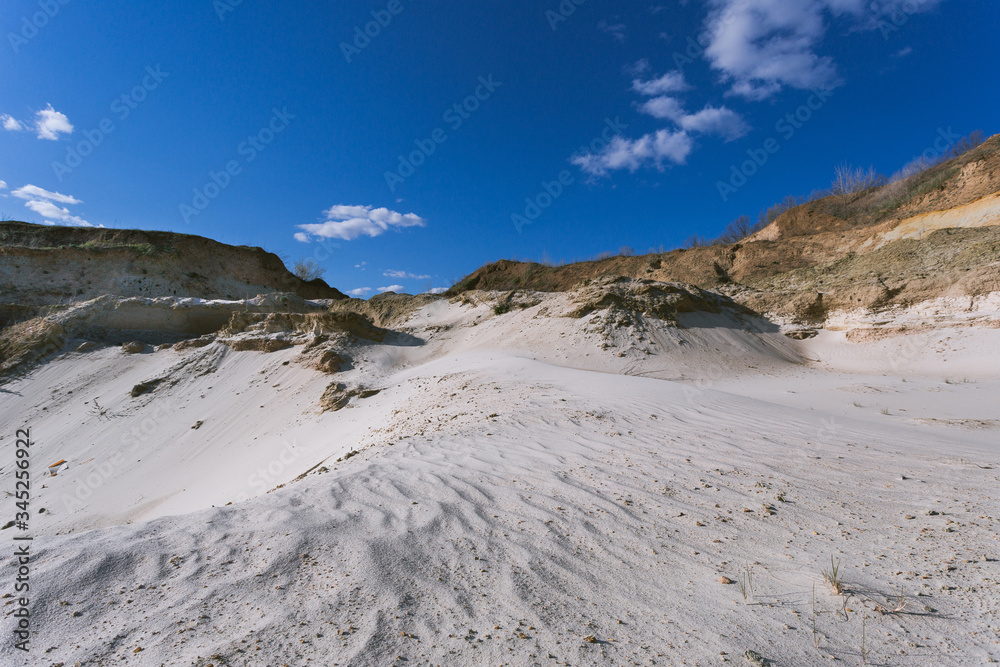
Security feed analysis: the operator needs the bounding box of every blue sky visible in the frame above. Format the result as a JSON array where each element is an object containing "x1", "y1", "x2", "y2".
[{"x1": 1, "y1": 0, "x2": 997, "y2": 297}]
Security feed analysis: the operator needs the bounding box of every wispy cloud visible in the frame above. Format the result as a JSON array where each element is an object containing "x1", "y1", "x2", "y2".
[
  {"x1": 632, "y1": 71, "x2": 688, "y2": 96},
  {"x1": 347, "y1": 287, "x2": 372, "y2": 297},
  {"x1": 377, "y1": 285, "x2": 405, "y2": 293},
  {"x1": 296, "y1": 205, "x2": 426, "y2": 242},
  {"x1": 625, "y1": 59, "x2": 651, "y2": 76},
  {"x1": 12, "y1": 185, "x2": 81, "y2": 205},
  {"x1": 428, "y1": 287, "x2": 448, "y2": 295},
  {"x1": 598, "y1": 20, "x2": 627, "y2": 42},
  {"x1": 383, "y1": 269, "x2": 431, "y2": 280}
]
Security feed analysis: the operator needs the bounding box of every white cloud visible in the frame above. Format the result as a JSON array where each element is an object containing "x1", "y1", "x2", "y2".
[
  {"x1": 0, "y1": 180, "x2": 7, "y2": 190},
  {"x1": 703, "y1": 0, "x2": 943, "y2": 100},
  {"x1": 297, "y1": 204, "x2": 426, "y2": 242},
  {"x1": 638, "y1": 96, "x2": 686, "y2": 122},
  {"x1": 347, "y1": 287, "x2": 372, "y2": 297},
  {"x1": 1, "y1": 115, "x2": 25, "y2": 132},
  {"x1": 293, "y1": 232, "x2": 310, "y2": 243},
  {"x1": 428, "y1": 287, "x2": 448, "y2": 295},
  {"x1": 598, "y1": 20, "x2": 627, "y2": 42},
  {"x1": 632, "y1": 71, "x2": 688, "y2": 96},
  {"x1": 578, "y1": 65, "x2": 748, "y2": 176},
  {"x1": 34, "y1": 104, "x2": 73, "y2": 140},
  {"x1": 12, "y1": 185, "x2": 82, "y2": 204},
  {"x1": 625, "y1": 59, "x2": 651, "y2": 76},
  {"x1": 677, "y1": 106, "x2": 749, "y2": 141},
  {"x1": 22, "y1": 199, "x2": 91, "y2": 226},
  {"x1": 639, "y1": 97, "x2": 747, "y2": 140},
  {"x1": 573, "y1": 129, "x2": 693, "y2": 176},
  {"x1": 11, "y1": 183, "x2": 92, "y2": 226},
  {"x1": 377, "y1": 285, "x2": 405, "y2": 293},
  {"x1": 384, "y1": 269, "x2": 431, "y2": 280}
]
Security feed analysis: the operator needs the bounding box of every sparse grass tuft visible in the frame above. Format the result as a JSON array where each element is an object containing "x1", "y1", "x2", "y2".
[
  {"x1": 88, "y1": 399, "x2": 109, "y2": 420},
  {"x1": 876, "y1": 583, "x2": 908, "y2": 615},
  {"x1": 822, "y1": 556, "x2": 843, "y2": 594},
  {"x1": 893, "y1": 584, "x2": 907, "y2": 612},
  {"x1": 736, "y1": 562, "x2": 754, "y2": 603}
]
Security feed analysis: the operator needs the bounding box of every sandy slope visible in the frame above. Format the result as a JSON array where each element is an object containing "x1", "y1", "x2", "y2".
[{"x1": 1, "y1": 296, "x2": 999, "y2": 666}]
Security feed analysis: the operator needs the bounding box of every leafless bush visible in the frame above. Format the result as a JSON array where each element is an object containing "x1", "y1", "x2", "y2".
[
  {"x1": 831, "y1": 163, "x2": 887, "y2": 195},
  {"x1": 888, "y1": 130, "x2": 985, "y2": 188},
  {"x1": 757, "y1": 195, "x2": 805, "y2": 229},
  {"x1": 714, "y1": 215, "x2": 754, "y2": 244},
  {"x1": 682, "y1": 234, "x2": 710, "y2": 249},
  {"x1": 947, "y1": 129, "x2": 984, "y2": 159},
  {"x1": 868, "y1": 130, "x2": 986, "y2": 215},
  {"x1": 293, "y1": 259, "x2": 326, "y2": 282}
]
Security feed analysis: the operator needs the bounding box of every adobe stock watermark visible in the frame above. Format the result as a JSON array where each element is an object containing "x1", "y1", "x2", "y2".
[
  {"x1": 214, "y1": 0, "x2": 245, "y2": 21},
  {"x1": 716, "y1": 87, "x2": 835, "y2": 202},
  {"x1": 340, "y1": 0, "x2": 406, "y2": 63},
  {"x1": 512, "y1": 116, "x2": 628, "y2": 233},
  {"x1": 7, "y1": 0, "x2": 71, "y2": 54},
  {"x1": 247, "y1": 440, "x2": 301, "y2": 493},
  {"x1": 60, "y1": 401, "x2": 176, "y2": 513},
  {"x1": 546, "y1": 0, "x2": 586, "y2": 31},
  {"x1": 179, "y1": 107, "x2": 295, "y2": 223},
  {"x1": 873, "y1": 0, "x2": 928, "y2": 41},
  {"x1": 385, "y1": 75, "x2": 502, "y2": 193},
  {"x1": 51, "y1": 65, "x2": 169, "y2": 182},
  {"x1": 915, "y1": 126, "x2": 963, "y2": 165}
]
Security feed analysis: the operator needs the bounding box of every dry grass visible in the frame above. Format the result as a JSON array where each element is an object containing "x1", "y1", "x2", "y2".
[{"x1": 0, "y1": 317, "x2": 65, "y2": 377}]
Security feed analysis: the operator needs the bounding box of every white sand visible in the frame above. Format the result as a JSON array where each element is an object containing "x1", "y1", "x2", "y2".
[{"x1": 1, "y1": 294, "x2": 999, "y2": 665}]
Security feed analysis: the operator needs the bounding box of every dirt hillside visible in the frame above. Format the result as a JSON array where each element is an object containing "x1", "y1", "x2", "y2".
[{"x1": 450, "y1": 134, "x2": 1000, "y2": 322}]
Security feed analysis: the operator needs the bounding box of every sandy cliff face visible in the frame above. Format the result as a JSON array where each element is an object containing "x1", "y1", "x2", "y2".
[{"x1": 0, "y1": 222, "x2": 345, "y2": 305}]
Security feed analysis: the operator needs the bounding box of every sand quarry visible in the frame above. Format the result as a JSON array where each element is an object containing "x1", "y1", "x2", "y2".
[{"x1": 0, "y1": 283, "x2": 998, "y2": 667}]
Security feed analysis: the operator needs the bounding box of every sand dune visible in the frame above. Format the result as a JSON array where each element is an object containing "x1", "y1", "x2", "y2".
[{"x1": 1, "y1": 293, "x2": 999, "y2": 665}]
